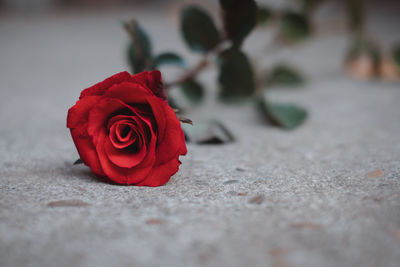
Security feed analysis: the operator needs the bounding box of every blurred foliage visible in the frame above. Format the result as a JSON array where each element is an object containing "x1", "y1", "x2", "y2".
[
  {"x1": 152, "y1": 52, "x2": 185, "y2": 69},
  {"x1": 218, "y1": 47, "x2": 255, "y2": 100},
  {"x1": 182, "y1": 120, "x2": 235, "y2": 144},
  {"x1": 266, "y1": 64, "x2": 305, "y2": 87},
  {"x1": 257, "y1": 6, "x2": 273, "y2": 26},
  {"x1": 219, "y1": 0, "x2": 257, "y2": 47},
  {"x1": 257, "y1": 96, "x2": 308, "y2": 130},
  {"x1": 124, "y1": 20, "x2": 184, "y2": 74},
  {"x1": 167, "y1": 96, "x2": 181, "y2": 111},
  {"x1": 124, "y1": 20, "x2": 152, "y2": 73},
  {"x1": 180, "y1": 6, "x2": 220, "y2": 53},
  {"x1": 279, "y1": 11, "x2": 311, "y2": 43},
  {"x1": 392, "y1": 45, "x2": 400, "y2": 71},
  {"x1": 180, "y1": 79, "x2": 204, "y2": 105},
  {"x1": 124, "y1": 0, "x2": 319, "y2": 141},
  {"x1": 344, "y1": 1, "x2": 400, "y2": 81}
]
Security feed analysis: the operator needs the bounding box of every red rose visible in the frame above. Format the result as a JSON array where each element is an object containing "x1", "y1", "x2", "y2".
[{"x1": 67, "y1": 71, "x2": 187, "y2": 186}]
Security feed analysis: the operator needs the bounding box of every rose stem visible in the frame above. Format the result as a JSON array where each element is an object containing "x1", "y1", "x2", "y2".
[{"x1": 164, "y1": 42, "x2": 227, "y2": 90}]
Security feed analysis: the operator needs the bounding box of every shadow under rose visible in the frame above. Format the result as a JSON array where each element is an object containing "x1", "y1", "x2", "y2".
[
  {"x1": 59, "y1": 160, "x2": 105, "y2": 184},
  {"x1": 61, "y1": 160, "x2": 132, "y2": 186}
]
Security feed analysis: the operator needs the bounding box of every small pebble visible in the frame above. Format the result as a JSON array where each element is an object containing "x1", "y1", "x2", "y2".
[
  {"x1": 366, "y1": 170, "x2": 383, "y2": 178},
  {"x1": 223, "y1": 180, "x2": 239, "y2": 185},
  {"x1": 146, "y1": 218, "x2": 164, "y2": 225},
  {"x1": 249, "y1": 195, "x2": 264, "y2": 204},
  {"x1": 47, "y1": 200, "x2": 89, "y2": 207},
  {"x1": 292, "y1": 222, "x2": 322, "y2": 230}
]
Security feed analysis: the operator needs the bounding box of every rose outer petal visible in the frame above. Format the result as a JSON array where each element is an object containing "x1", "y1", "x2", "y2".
[
  {"x1": 67, "y1": 95, "x2": 105, "y2": 175},
  {"x1": 70, "y1": 128, "x2": 104, "y2": 176},
  {"x1": 131, "y1": 70, "x2": 167, "y2": 101},
  {"x1": 79, "y1": 71, "x2": 133, "y2": 100},
  {"x1": 103, "y1": 81, "x2": 153, "y2": 104},
  {"x1": 137, "y1": 157, "x2": 182, "y2": 187},
  {"x1": 148, "y1": 96, "x2": 187, "y2": 164},
  {"x1": 67, "y1": 96, "x2": 101, "y2": 129}
]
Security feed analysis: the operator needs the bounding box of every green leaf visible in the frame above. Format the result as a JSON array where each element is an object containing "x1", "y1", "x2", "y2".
[
  {"x1": 267, "y1": 103, "x2": 307, "y2": 129},
  {"x1": 180, "y1": 79, "x2": 204, "y2": 104},
  {"x1": 180, "y1": 5, "x2": 220, "y2": 53},
  {"x1": 73, "y1": 159, "x2": 83, "y2": 165},
  {"x1": 257, "y1": 96, "x2": 307, "y2": 130},
  {"x1": 267, "y1": 64, "x2": 305, "y2": 86},
  {"x1": 257, "y1": 6, "x2": 273, "y2": 26},
  {"x1": 220, "y1": 0, "x2": 257, "y2": 46},
  {"x1": 124, "y1": 20, "x2": 153, "y2": 73},
  {"x1": 152, "y1": 52, "x2": 185, "y2": 69},
  {"x1": 127, "y1": 44, "x2": 144, "y2": 74},
  {"x1": 392, "y1": 45, "x2": 400, "y2": 71},
  {"x1": 346, "y1": 0, "x2": 364, "y2": 33},
  {"x1": 182, "y1": 120, "x2": 235, "y2": 144},
  {"x1": 279, "y1": 11, "x2": 311, "y2": 43},
  {"x1": 217, "y1": 47, "x2": 255, "y2": 100}
]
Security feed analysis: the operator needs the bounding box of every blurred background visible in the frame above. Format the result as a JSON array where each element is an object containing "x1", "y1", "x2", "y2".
[
  {"x1": 1, "y1": 0, "x2": 399, "y2": 96},
  {"x1": 1, "y1": 0, "x2": 399, "y2": 133}
]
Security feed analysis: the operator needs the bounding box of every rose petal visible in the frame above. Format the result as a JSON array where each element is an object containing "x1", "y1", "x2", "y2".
[
  {"x1": 67, "y1": 96, "x2": 101, "y2": 129},
  {"x1": 70, "y1": 128, "x2": 104, "y2": 176},
  {"x1": 131, "y1": 70, "x2": 167, "y2": 101},
  {"x1": 79, "y1": 71, "x2": 133, "y2": 99},
  {"x1": 109, "y1": 121, "x2": 136, "y2": 149},
  {"x1": 104, "y1": 134, "x2": 147, "y2": 168},
  {"x1": 87, "y1": 98, "x2": 140, "y2": 146},
  {"x1": 103, "y1": 82, "x2": 153, "y2": 104},
  {"x1": 88, "y1": 98, "x2": 156, "y2": 170},
  {"x1": 107, "y1": 114, "x2": 153, "y2": 140},
  {"x1": 96, "y1": 128, "x2": 157, "y2": 184},
  {"x1": 105, "y1": 116, "x2": 154, "y2": 169},
  {"x1": 67, "y1": 95, "x2": 105, "y2": 175},
  {"x1": 114, "y1": 122, "x2": 134, "y2": 143},
  {"x1": 68, "y1": 71, "x2": 186, "y2": 186},
  {"x1": 136, "y1": 158, "x2": 182, "y2": 187},
  {"x1": 148, "y1": 97, "x2": 187, "y2": 164}
]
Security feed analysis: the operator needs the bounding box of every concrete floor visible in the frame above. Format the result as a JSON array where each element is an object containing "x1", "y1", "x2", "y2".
[{"x1": 0, "y1": 3, "x2": 400, "y2": 267}]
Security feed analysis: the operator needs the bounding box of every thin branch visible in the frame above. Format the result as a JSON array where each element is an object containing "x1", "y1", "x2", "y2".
[
  {"x1": 164, "y1": 42, "x2": 228, "y2": 89},
  {"x1": 164, "y1": 59, "x2": 209, "y2": 89}
]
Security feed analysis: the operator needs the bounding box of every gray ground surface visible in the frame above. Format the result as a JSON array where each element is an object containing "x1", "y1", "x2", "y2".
[{"x1": 1, "y1": 3, "x2": 400, "y2": 267}]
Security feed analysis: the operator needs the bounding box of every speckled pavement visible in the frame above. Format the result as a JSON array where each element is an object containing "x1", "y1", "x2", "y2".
[{"x1": 1, "y1": 3, "x2": 400, "y2": 267}]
